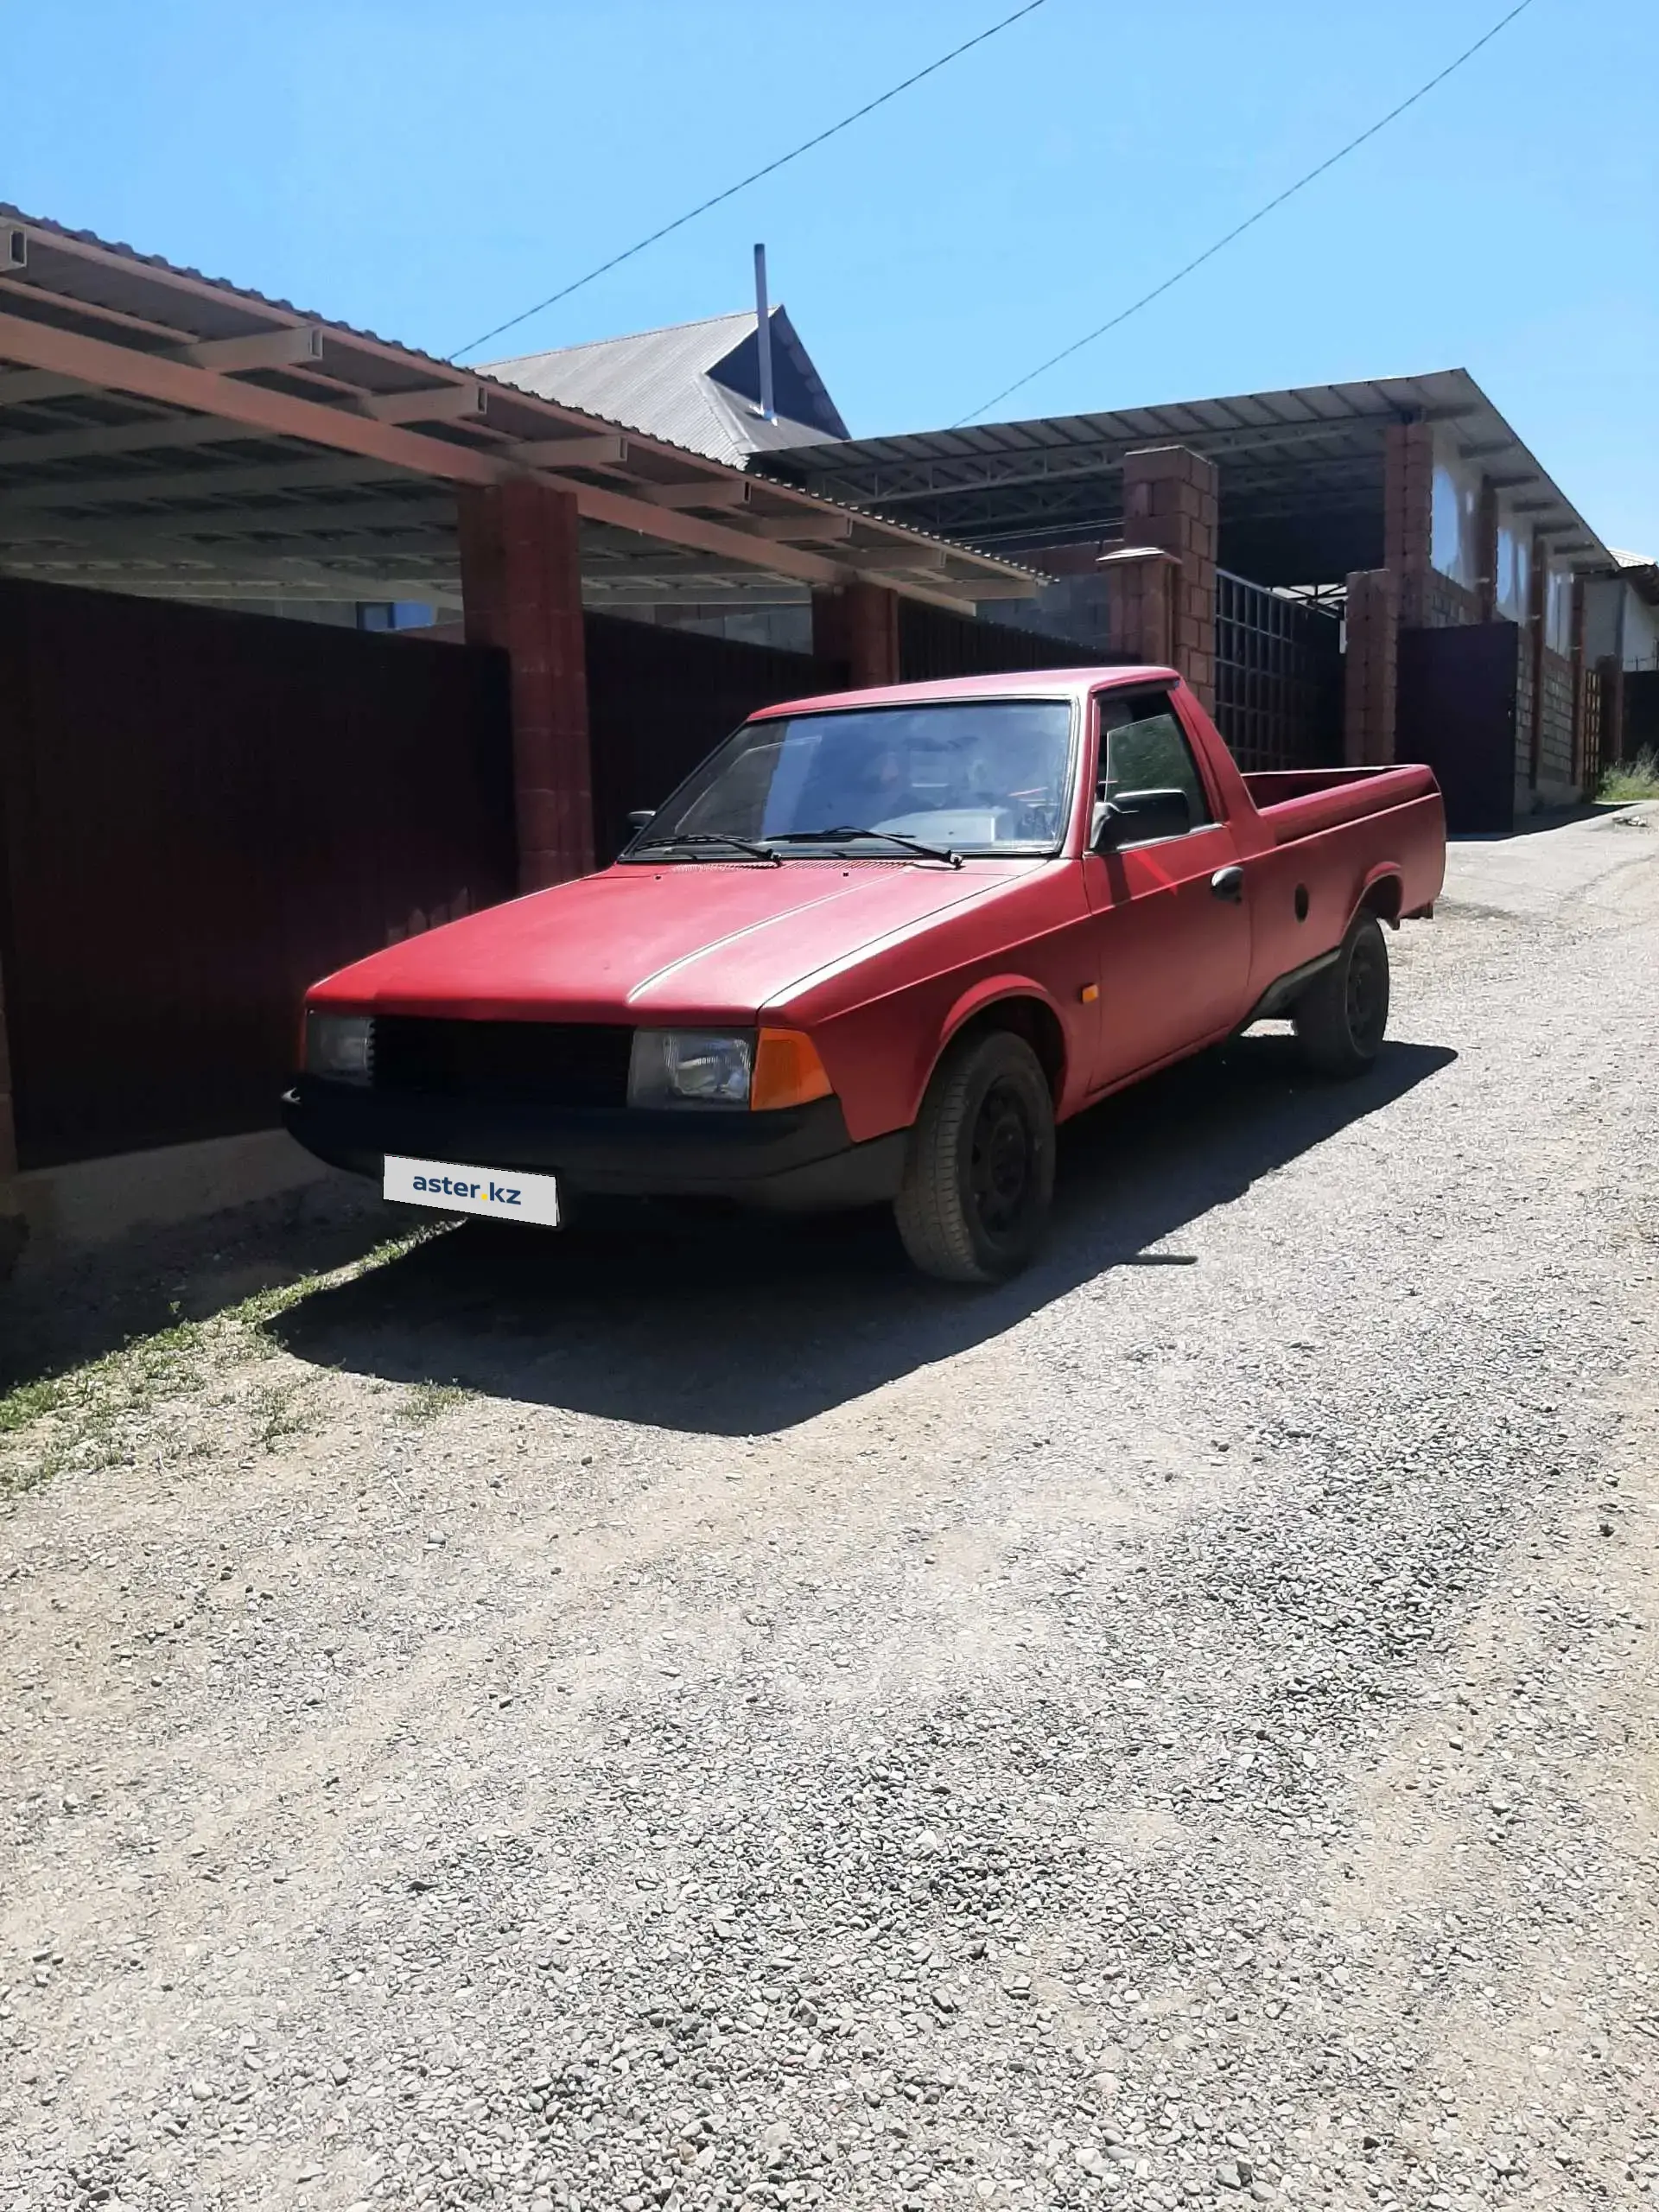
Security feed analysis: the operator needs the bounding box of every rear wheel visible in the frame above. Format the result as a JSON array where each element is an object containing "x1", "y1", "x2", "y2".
[
  {"x1": 1294, "y1": 912, "x2": 1390, "y2": 1077},
  {"x1": 894, "y1": 1030, "x2": 1055, "y2": 1283}
]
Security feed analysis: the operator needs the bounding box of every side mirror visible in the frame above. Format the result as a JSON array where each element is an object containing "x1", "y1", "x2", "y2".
[
  {"x1": 625, "y1": 809, "x2": 656, "y2": 840},
  {"x1": 1092, "y1": 786, "x2": 1192, "y2": 851}
]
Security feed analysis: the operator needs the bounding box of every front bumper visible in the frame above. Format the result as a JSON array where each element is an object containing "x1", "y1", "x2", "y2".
[{"x1": 281, "y1": 1078, "x2": 908, "y2": 1213}]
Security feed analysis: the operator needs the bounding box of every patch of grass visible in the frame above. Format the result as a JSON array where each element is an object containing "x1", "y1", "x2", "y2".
[
  {"x1": 402, "y1": 1380, "x2": 474, "y2": 1423},
  {"x1": 249, "y1": 1378, "x2": 309, "y2": 1453},
  {"x1": 0, "y1": 1226, "x2": 433, "y2": 1503},
  {"x1": 0, "y1": 1318, "x2": 208, "y2": 1502},
  {"x1": 0, "y1": 1374, "x2": 69, "y2": 1434},
  {"x1": 1599, "y1": 747, "x2": 1659, "y2": 804}
]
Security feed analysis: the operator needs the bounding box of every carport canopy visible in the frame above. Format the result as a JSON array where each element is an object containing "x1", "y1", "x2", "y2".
[
  {"x1": 764, "y1": 369, "x2": 1612, "y2": 588},
  {"x1": 0, "y1": 207, "x2": 1033, "y2": 615}
]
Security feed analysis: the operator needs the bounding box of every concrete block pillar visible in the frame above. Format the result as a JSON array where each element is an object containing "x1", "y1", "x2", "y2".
[
  {"x1": 1098, "y1": 544, "x2": 1181, "y2": 671},
  {"x1": 457, "y1": 479, "x2": 594, "y2": 889},
  {"x1": 0, "y1": 945, "x2": 24, "y2": 1280},
  {"x1": 1344, "y1": 568, "x2": 1400, "y2": 766},
  {"x1": 1118, "y1": 445, "x2": 1218, "y2": 709},
  {"x1": 811, "y1": 582, "x2": 900, "y2": 689},
  {"x1": 1383, "y1": 420, "x2": 1434, "y2": 629}
]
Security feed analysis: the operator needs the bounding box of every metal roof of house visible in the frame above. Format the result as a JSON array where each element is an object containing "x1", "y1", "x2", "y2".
[
  {"x1": 486, "y1": 307, "x2": 848, "y2": 470},
  {"x1": 1610, "y1": 548, "x2": 1659, "y2": 607},
  {"x1": 0, "y1": 207, "x2": 1028, "y2": 614},
  {"x1": 763, "y1": 369, "x2": 1615, "y2": 587}
]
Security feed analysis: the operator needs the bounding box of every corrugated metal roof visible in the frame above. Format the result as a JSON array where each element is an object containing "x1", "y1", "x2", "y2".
[
  {"x1": 766, "y1": 369, "x2": 1615, "y2": 579},
  {"x1": 0, "y1": 206, "x2": 1039, "y2": 612},
  {"x1": 486, "y1": 308, "x2": 842, "y2": 469}
]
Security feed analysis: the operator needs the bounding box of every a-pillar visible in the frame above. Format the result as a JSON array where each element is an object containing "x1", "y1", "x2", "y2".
[
  {"x1": 1383, "y1": 420, "x2": 1434, "y2": 630},
  {"x1": 0, "y1": 945, "x2": 24, "y2": 1280},
  {"x1": 457, "y1": 479, "x2": 594, "y2": 890},
  {"x1": 1344, "y1": 569, "x2": 1399, "y2": 766},
  {"x1": 810, "y1": 582, "x2": 900, "y2": 689},
  {"x1": 1118, "y1": 445, "x2": 1218, "y2": 710}
]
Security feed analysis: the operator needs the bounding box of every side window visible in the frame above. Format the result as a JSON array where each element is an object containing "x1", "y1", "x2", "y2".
[{"x1": 1097, "y1": 690, "x2": 1215, "y2": 830}]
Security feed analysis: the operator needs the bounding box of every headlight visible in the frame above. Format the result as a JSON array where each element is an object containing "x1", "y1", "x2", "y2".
[
  {"x1": 305, "y1": 1010, "x2": 374, "y2": 1085},
  {"x1": 628, "y1": 1029, "x2": 753, "y2": 1108}
]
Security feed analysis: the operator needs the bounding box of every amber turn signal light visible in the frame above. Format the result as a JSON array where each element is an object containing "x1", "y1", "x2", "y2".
[{"x1": 751, "y1": 1027, "x2": 833, "y2": 1111}]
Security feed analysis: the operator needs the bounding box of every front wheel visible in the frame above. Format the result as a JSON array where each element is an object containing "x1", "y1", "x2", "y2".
[
  {"x1": 1294, "y1": 912, "x2": 1390, "y2": 1077},
  {"x1": 894, "y1": 1030, "x2": 1056, "y2": 1283}
]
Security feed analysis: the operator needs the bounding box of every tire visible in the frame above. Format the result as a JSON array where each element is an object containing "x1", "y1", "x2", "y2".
[
  {"x1": 1294, "y1": 912, "x2": 1391, "y2": 1077},
  {"x1": 894, "y1": 1029, "x2": 1056, "y2": 1284}
]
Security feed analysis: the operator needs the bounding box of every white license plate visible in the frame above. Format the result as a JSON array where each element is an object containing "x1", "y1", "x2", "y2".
[{"x1": 384, "y1": 1154, "x2": 561, "y2": 1227}]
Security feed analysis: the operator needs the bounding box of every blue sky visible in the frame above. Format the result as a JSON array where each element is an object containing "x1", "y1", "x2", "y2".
[{"x1": 7, "y1": 0, "x2": 1656, "y2": 555}]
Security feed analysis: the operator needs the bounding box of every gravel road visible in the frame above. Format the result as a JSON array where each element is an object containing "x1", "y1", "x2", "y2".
[{"x1": 3, "y1": 806, "x2": 1656, "y2": 2212}]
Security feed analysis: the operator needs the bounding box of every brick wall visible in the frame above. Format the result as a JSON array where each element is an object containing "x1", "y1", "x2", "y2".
[
  {"x1": 1384, "y1": 419, "x2": 1481, "y2": 632},
  {"x1": 1421, "y1": 573, "x2": 1482, "y2": 630}
]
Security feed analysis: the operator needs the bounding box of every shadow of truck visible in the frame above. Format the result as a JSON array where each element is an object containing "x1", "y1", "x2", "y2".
[{"x1": 266, "y1": 1033, "x2": 1456, "y2": 1436}]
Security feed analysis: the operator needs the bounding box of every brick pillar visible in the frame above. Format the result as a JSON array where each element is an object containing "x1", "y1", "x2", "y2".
[
  {"x1": 1119, "y1": 446, "x2": 1217, "y2": 709},
  {"x1": 0, "y1": 944, "x2": 24, "y2": 1280},
  {"x1": 457, "y1": 480, "x2": 593, "y2": 890},
  {"x1": 1384, "y1": 420, "x2": 1434, "y2": 629},
  {"x1": 810, "y1": 582, "x2": 899, "y2": 688},
  {"x1": 1097, "y1": 545, "x2": 1180, "y2": 668},
  {"x1": 1344, "y1": 568, "x2": 1400, "y2": 766}
]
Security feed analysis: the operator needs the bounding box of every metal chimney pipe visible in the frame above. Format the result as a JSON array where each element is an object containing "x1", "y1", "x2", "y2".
[{"x1": 753, "y1": 242, "x2": 775, "y2": 423}]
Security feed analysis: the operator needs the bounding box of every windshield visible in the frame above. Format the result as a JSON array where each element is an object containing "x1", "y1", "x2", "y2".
[{"x1": 627, "y1": 699, "x2": 1077, "y2": 860}]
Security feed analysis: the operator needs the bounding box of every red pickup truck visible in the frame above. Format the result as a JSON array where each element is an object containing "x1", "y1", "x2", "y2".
[{"x1": 284, "y1": 667, "x2": 1445, "y2": 1282}]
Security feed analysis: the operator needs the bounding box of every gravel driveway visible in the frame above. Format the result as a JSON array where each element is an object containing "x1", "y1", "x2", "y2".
[{"x1": 3, "y1": 806, "x2": 1656, "y2": 2212}]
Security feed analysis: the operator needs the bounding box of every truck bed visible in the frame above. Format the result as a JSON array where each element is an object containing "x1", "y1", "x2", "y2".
[{"x1": 1242, "y1": 763, "x2": 1440, "y2": 847}]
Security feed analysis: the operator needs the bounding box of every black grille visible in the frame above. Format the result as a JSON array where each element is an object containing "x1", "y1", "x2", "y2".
[{"x1": 372, "y1": 1018, "x2": 634, "y2": 1109}]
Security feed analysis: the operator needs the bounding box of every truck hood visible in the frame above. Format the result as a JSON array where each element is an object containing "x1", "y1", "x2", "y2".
[{"x1": 312, "y1": 859, "x2": 1026, "y2": 1023}]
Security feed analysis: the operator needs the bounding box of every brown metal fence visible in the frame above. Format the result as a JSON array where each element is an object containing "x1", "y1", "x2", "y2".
[
  {"x1": 0, "y1": 579, "x2": 513, "y2": 1168},
  {"x1": 898, "y1": 599, "x2": 1110, "y2": 683},
  {"x1": 585, "y1": 613, "x2": 845, "y2": 862},
  {"x1": 1, "y1": 585, "x2": 1146, "y2": 1168}
]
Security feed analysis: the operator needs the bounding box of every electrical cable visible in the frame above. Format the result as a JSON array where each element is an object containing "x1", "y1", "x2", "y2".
[
  {"x1": 952, "y1": 0, "x2": 1537, "y2": 425},
  {"x1": 449, "y1": 0, "x2": 1052, "y2": 362}
]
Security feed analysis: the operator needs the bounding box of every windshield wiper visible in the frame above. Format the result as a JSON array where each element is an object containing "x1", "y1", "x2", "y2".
[
  {"x1": 769, "y1": 825, "x2": 963, "y2": 868},
  {"x1": 632, "y1": 831, "x2": 782, "y2": 866}
]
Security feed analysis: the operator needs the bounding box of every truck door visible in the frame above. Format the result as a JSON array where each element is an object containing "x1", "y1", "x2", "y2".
[{"x1": 1082, "y1": 687, "x2": 1253, "y2": 1091}]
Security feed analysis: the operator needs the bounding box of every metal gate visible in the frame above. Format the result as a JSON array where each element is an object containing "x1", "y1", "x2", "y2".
[
  {"x1": 1213, "y1": 570, "x2": 1344, "y2": 772},
  {"x1": 1396, "y1": 621, "x2": 1522, "y2": 835}
]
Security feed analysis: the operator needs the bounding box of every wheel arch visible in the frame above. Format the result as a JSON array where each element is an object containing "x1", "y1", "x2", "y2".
[
  {"x1": 1353, "y1": 867, "x2": 1404, "y2": 928},
  {"x1": 932, "y1": 977, "x2": 1071, "y2": 1110}
]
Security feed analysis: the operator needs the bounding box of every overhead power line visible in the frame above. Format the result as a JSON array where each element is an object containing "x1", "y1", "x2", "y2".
[
  {"x1": 449, "y1": 0, "x2": 1052, "y2": 363},
  {"x1": 953, "y1": 0, "x2": 1538, "y2": 426}
]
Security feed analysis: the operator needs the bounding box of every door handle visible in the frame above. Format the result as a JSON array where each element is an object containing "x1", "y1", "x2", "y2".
[{"x1": 1210, "y1": 865, "x2": 1245, "y2": 903}]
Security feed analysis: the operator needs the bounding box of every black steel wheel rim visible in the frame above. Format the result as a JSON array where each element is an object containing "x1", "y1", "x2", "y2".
[
  {"x1": 1346, "y1": 937, "x2": 1383, "y2": 1046},
  {"x1": 969, "y1": 1078, "x2": 1034, "y2": 1237}
]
